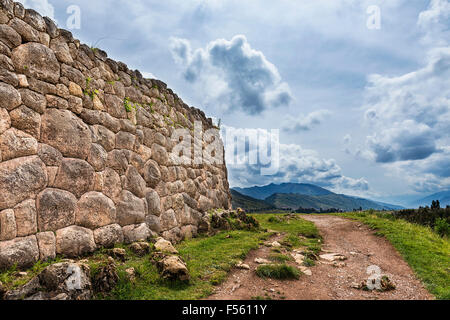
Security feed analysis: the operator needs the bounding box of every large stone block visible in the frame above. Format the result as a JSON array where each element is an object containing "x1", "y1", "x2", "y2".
[
  {"x1": 102, "y1": 167, "x2": 122, "y2": 204},
  {"x1": 55, "y1": 226, "x2": 96, "y2": 258},
  {"x1": 36, "y1": 188, "x2": 77, "y2": 232},
  {"x1": 122, "y1": 223, "x2": 151, "y2": 244},
  {"x1": 12, "y1": 42, "x2": 60, "y2": 84},
  {"x1": 0, "y1": 235, "x2": 39, "y2": 270},
  {"x1": 9, "y1": 105, "x2": 40, "y2": 138},
  {"x1": 116, "y1": 190, "x2": 146, "y2": 226},
  {"x1": 93, "y1": 224, "x2": 123, "y2": 248},
  {"x1": 0, "y1": 82, "x2": 21, "y2": 111},
  {"x1": 54, "y1": 158, "x2": 95, "y2": 198},
  {"x1": 0, "y1": 128, "x2": 38, "y2": 161},
  {"x1": 36, "y1": 231, "x2": 56, "y2": 261},
  {"x1": 123, "y1": 165, "x2": 146, "y2": 198},
  {"x1": 49, "y1": 37, "x2": 73, "y2": 64},
  {"x1": 160, "y1": 209, "x2": 178, "y2": 231},
  {"x1": 87, "y1": 143, "x2": 107, "y2": 171},
  {"x1": 104, "y1": 94, "x2": 127, "y2": 119},
  {"x1": 14, "y1": 199, "x2": 37, "y2": 237},
  {"x1": 145, "y1": 214, "x2": 162, "y2": 234},
  {"x1": 0, "y1": 209, "x2": 16, "y2": 241},
  {"x1": 151, "y1": 143, "x2": 169, "y2": 165},
  {"x1": 0, "y1": 24, "x2": 21, "y2": 48},
  {"x1": 37, "y1": 143, "x2": 62, "y2": 166},
  {"x1": 145, "y1": 189, "x2": 161, "y2": 216},
  {"x1": 0, "y1": 107, "x2": 10, "y2": 135},
  {"x1": 75, "y1": 192, "x2": 116, "y2": 229},
  {"x1": 143, "y1": 159, "x2": 161, "y2": 188},
  {"x1": 8, "y1": 17, "x2": 39, "y2": 42},
  {"x1": 18, "y1": 88, "x2": 46, "y2": 114},
  {"x1": 0, "y1": 156, "x2": 47, "y2": 210},
  {"x1": 41, "y1": 109, "x2": 92, "y2": 159}
]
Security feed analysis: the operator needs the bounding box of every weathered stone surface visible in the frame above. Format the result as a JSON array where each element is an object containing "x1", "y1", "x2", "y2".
[
  {"x1": 106, "y1": 149, "x2": 128, "y2": 174},
  {"x1": 151, "y1": 143, "x2": 169, "y2": 165},
  {"x1": 156, "y1": 255, "x2": 189, "y2": 281},
  {"x1": 0, "y1": 235, "x2": 39, "y2": 270},
  {"x1": 145, "y1": 189, "x2": 162, "y2": 216},
  {"x1": 122, "y1": 223, "x2": 151, "y2": 244},
  {"x1": 36, "y1": 231, "x2": 56, "y2": 261},
  {"x1": 8, "y1": 17, "x2": 39, "y2": 42},
  {"x1": 75, "y1": 192, "x2": 116, "y2": 229},
  {"x1": 0, "y1": 107, "x2": 10, "y2": 135},
  {"x1": 0, "y1": 128, "x2": 38, "y2": 161},
  {"x1": 54, "y1": 158, "x2": 95, "y2": 198},
  {"x1": 36, "y1": 188, "x2": 77, "y2": 232},
  {"x1": 38, "y1": 262, "x2": 92, "y2": 300},
  {"x1": 143, "y1": 159, "x2": 161, "y2": 188},
  {"x1": 0, "y1": 209, "x2": 16, "y2": 240},
  {"x1": 0, "y1": 24, "x2": 21, "y2": 48},
  {"x1": 55, "y1": 226, "x2": 96, "y2": 257},
  {"x1": 105, "y1": 94, "x2": 127, "y2": 119},
  {"x1": 50, "y1": 37, "x2": 73, "y2": 64},
  {"x1": 9, "y1": 105, "x2": 40, "y2": 138},
  {"x1": 23, "y1": 9, "x2": 46, "y2": 32},
  {"x1": 0, "y1": 82, "x2": 21, "y2": 111},
  {"x1": 87, "y1": 143, "x2": 107, "y2": 171},
  {"x1": 154, "y1": 237, "x2": 177, "y2": 254},
  {"x1": 18, "y1": 88, "x2": 46, "y2": 114},
  {"x1": 146, "y1": 214, "x2": 162, "y2": 234},
  {"x1": 124, "y1": 165, "x2": 146, "y2": 198},
  {"x1": 116, "y1": 190, "x2": 146, "y2": 226},
  {"x1": 38, "y1": 143, "x2": 62, "y2": 166},
  {"x1": 116, "y1": 131, "x2": 135, "y2": 150},
  {"x1": 93, "y1": 224, "x2": 123, "y2": 248},
  {"x1": 160, "y1": 209, "x2": 178, "y2": 231},
  {"x1": 0, "y1": 156, "x2": 47, "y2": 210},
  {"x1": 14, "y1": 199, "x2": 37, "y2": 237},
  {"x1": 102, "y1": 167, "x2": 122, "y2": 204},
  {"x1": 92, "y1": 125, "x2": 115, "y2": 152},
  {"x1": 41, "y1": 109, "x2": 91, "y2": 159},
  {"x1": 12, "y1": 43, "x2": 60, "y2": 83}
]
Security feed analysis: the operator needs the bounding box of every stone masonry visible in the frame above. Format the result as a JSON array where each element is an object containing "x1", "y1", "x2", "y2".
[{"x1": 0, "y1": 0, "x2": 231, "y2": 270}]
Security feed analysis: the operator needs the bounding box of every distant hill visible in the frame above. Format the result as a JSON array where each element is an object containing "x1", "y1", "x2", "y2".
[
  {"x1": 234, "y1": 183, "x2": 332, "y2": 200},
  {"x1": 412, "y1": 191, "x2": 450, "y2": 208},
  {"x1": 230, "y1": 189, "x2": 276, "y2": 212},
  {"x1": 265, "y1": 193, "x2": 400, "y2": 211}
]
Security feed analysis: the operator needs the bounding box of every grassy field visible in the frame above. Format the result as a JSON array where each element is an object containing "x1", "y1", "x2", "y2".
[{"x1": 336, "y1": 212, "x2": 450, "y2": 300}]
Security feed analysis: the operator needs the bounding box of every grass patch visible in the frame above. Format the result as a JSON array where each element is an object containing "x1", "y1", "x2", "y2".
[
  {"x1": 104, "y1": 230, "x2": 269, "y2": 300},
  {"x1": 336, "y1": 212, "x2": 450, "y2": 300},
  {"x1": 269, "y1": 253, "x2": 292, "y2": 263},
  {"x1": 255, "y1": 264, "x2": 300, "y2": 280}
]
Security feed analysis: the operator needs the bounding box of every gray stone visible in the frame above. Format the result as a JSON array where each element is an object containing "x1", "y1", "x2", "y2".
[
  {"x1": 105, "y1": 94, "x2": 127, "y2": 119},
  {"x1": 0, "y1": 107, "x2": 10, "y2": 135},
  {"x1": 92, "y1": 125, "x2": 116, "y2": 152},
  {"x1": 36, "y1": 231, "x2": 56, "y2": 261},
  {"x1": 160, "y1": 209, "x2": 178, "y2": 231},
  {"x1": 38, "y1": 143, "x2": 62, "y2": 166},
  {"x1": 145, "y1": 189, "x2": 162, "y2": 216},
  {"x1": 0, "y1": 82, "x2": 21, "y2": 111},
  {"x1": 12, "y1": 43, "x2": 60, "y2": 84},
  {"x1": 75, "y1": 192, "x2": 116, "y2": 229},
  {"x1": 0, "y1": 235, "x2": 39, "y2": 270},
  {"x1": 106, "y1": 149, "x2": 128, "y2": 174},
  {"x1": 0, "y1": 128, "x2": 38, "y2": 161},
  {"x1": 50, "y1": 37, "x2": 73, "y2": 64},
  {"x1": 116, "y1": 190, "x2": 146, "y2": 226},
  {"x1": 9, "y1": 105, "x2": 41, "y2": 138},
  {"x1": 14, "y1": 199, "x2": 37, "y2": 237},
  {"x1": 151, "y1": 143, "x2": 169, "y2": 165},
  {"x1": 87, "y1": 143, "x2": 107, "y2": 171},
  {"x1": 36, "y1": 188, "x2": 77, "y2": 232},
  {"x1": 0, "y1": 156, "x2": 47, "y2": 210},
  {"x1": 143, "y1": 159, "x2": 161, "y2": 188},
  {"x1": 122, "y1": 223, "x2": 151, "y2": 244},
  {"x1": 54, "y1": 158, "x2": 95, "y2": 198},
  {"x1": 124, "y1": 165, "x2": 146, "y2": 198},
  {"x1": 8, "y1": 17, "x2": 40, "y2": 42},
  {"x1": 102, "y1": 168, "x2": 122, "y2": 204},
  {"x1": 55, "y1": 226, "x2": 96, "y2": 257},
  {"x1": 93, "y1": 224, "x2": 123, "y2": 248},
  {"x1": 23, "y1": 9, "x2": 46, "y2": 32},
  {"x1": 156, "y1": 255, "x2": 189, "y2": 281},
  {"x1": 0, "y1": 209, "x2": 16, "y2": 240},
  {"x1": 18, "y1": 88, "x2": 46, "y2": 114},
  {"x1": 41, "y1": 109, "x2": 92, "y2": 159},
  {"x1": 0, "y1": 24, "x2": 21, "y2": 48}
]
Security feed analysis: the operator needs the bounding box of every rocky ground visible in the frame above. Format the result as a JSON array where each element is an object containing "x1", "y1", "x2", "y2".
[{"x1": 207, "y1": 215, "x2": 433, "y2": 300}]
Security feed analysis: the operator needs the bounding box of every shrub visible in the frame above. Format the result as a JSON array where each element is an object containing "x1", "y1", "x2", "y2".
[
  {"x1": 255, "y1": 264, "x2": 300, "y2": 280},
  {"x1": 434, "y1": 218, "x2": 449, "y2": 237}
]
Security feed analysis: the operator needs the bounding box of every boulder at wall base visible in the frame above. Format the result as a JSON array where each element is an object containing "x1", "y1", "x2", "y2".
[
  {"x1": 4, "y1": 262, "x2": 92, "y2": 300},
  {"x1": 55, "y1": 226, "x2": 96, "y2": 258},
  {"x1": 92, "y1": 258, "x2": 119, "y2": 293},
  {"x1": 0, "y1": 156, "x2": 47, "y2": 210},
  {"x1": 154, "y1": 237, "x2": 178, "y2": 254},
  {"x1": 0, "y1": 235, "x2": 39, "y2": 270},
  {"x1": 156, "y1": 255, "x2": 190, "y2": 282}
]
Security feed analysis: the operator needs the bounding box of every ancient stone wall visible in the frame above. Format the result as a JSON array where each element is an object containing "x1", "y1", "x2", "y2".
[{"x1": 0, "y1": 0, "x2": 231, "y2": 270}]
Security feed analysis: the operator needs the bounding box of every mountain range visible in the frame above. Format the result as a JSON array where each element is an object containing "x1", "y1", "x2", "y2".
[
  {"x1": 231, "y1": 183, "x2": 404, "y2": 212},
  {"x1": 411, "y1": 190, "x2": 450, "y2": 208}
]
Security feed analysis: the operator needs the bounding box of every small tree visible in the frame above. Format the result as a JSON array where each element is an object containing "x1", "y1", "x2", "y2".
[{"x1": 431, "y1": 200, "x2": 441, "y2": 210}]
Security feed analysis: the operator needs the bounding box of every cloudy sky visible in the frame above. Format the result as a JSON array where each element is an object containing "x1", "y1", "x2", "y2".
[{"x1": 18, "y1": 0, "x2": 450, "y2": 205}]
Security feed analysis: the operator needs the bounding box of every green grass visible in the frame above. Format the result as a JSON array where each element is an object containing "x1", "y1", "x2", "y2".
[
  {"x1": 255, "y1": 264, "x2": 300, "y2": 280},
  {"x1": 269, "y1": 253, "x2": 292, "y2": 263},
  {"x1": 336, "y1": 212, "x2": 450, "y2": 300},
  {"x1": 104, "y1": 230, "x2": 270, "y2": 300}
]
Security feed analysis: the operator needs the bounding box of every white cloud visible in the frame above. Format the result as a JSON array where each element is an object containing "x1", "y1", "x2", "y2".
[
  {"x1": 169, "y1": 35, "x2": 292, "y2": 115},
  {"x1": 283, "y1": 110, "x2": 331, "y2": 132}
]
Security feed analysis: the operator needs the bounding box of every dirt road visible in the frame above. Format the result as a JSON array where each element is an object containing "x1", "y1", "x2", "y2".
[{"x1": 207, "y1": 215, "x2": 433, "y2": 300}]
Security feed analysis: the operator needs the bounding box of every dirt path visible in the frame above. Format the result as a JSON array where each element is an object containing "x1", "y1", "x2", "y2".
[{"x1": 207, "y1": 215, "x2": 433, "y2": 300}]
